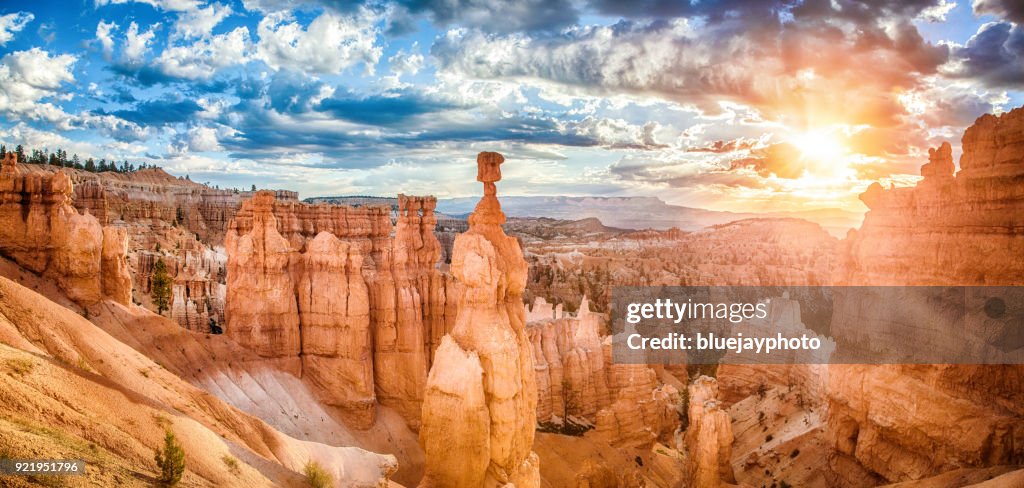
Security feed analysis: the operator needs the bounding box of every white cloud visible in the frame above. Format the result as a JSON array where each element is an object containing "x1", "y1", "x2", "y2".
[
  {"x1": 0, "y1": 12, "x2": 34, "y2": 46},
  {"x1": 96, "y1": 20, "x2": 117, "y2": 57},
  {"x1": 0, "y1": 123, "x2": 108, "y2": 159},
  {"x1": 255, "y1": 9, "x2": 382, "y2": 75},
  {"x1": 567, "y1": 117, "x2": 666, "y2": 149},
  {"x1": 389, "y1": 46, "x2": 424, "y2": 77},
  {"x1": 170, "y1": 125, "x2": 236, "y2": 154},
  {"x1": 173, "y1": 2, "x2": 232, "y2": 39},
  {"x1": 124, "y1": 21, "x2": 158, "y2": 62},
  {"x1": 156, "y1": 26, "x2": 250, "y2": 79},
  {"x1": 918, "y1": 0, "x2": 957, "y2": 22},
  {"x1": 77, "y1": 113, "x2": 152, "y2": 141},
  {"x1": 94, "y1": 0, "x2": 200, "y2": 12},
  {"x1": 0, "y1": 48, "x2": 76, "y2": 124}
]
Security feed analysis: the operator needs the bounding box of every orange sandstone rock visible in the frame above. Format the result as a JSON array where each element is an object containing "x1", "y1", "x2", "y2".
[
  {"x1": 419, "y1": 152, "x2": 540, "y2": 487},
  {"x1": 0, "y1": 153, "x2": 131, "y2": 306}
]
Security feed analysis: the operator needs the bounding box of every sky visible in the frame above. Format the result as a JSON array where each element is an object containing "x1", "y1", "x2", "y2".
[{"x1": 0, "y1": 0, "x2": 1021, "y2": 212}]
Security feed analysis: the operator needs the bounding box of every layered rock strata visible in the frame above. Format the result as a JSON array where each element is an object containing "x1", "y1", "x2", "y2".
[
  {"x1": 828, "y1": 108, "x2": 1024, "y2": 483},
  {"x1": 685, "y1": 376, "x2": 736, "y2": 488},
  {"x1": 224, "y1": 190, "x2": 451, "y2": 428},
  {"x1": 528, "y1": 297, "x2": 608, "y2": 425},
  {"x1": 11, "y1": 163, "x2": 288, "y2": 328},
  {"x1": 0, "y1": 154, "x2": 131, "y2": 306},
  {"x1": 419, "y1": 152, "x2": 539, "y2": 487}
]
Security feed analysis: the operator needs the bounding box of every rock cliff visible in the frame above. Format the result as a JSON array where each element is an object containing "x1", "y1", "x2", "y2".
[
  {"x1": 419, "y1": 152, "x2": 540, "y2": 487},
  {"x1": 686, "y1": 376, "x2": 736, "y2": 488},
  {"x1": 224, "y1": 190, "x2": 451, "y2": 428},
  {"x1": 527, "y1": 296, "x2": 609, "y2": 426},
  {"x1": 0, "y1": 154, "x2": 131, "y2": 306},
  {"x1": 829, "y1": 107, "x2": 1024, "y2": 483}
]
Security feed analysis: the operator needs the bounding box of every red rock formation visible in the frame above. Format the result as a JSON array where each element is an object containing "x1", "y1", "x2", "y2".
[
  {"x1": 298, "y1": 232, "x2": 375, "y2": 425},
  {"x1": 224, "y1": 190, "x2": 451, "y2": 428},
  {"x1": 685, "y1": 376, "x2": 736, "y2": 488},
  {"x1": 0, "y1": 154, "x2": 131, "y2": 306},
  {"x1": 829, "y1": 108, "x2": 1024, "y2": 483},
  {"x1": 528, "y1": 297, "x2": 611, "y2": 426},
  {"x1": 419, "y1": 152, "x2": 540, "y2": 487},
  {"x1": 593, "y1": 339, "x2": 682, "y2": 449}
]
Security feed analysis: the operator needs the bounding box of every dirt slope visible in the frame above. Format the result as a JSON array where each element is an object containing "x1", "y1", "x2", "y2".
[{"x1": 0, "y1": 274, "x2": 398, "y2": 487}]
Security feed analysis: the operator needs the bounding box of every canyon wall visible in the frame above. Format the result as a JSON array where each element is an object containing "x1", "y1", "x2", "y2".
[
  {"x1": 527, "y1": 296, "x2": 682, "y2": 449},
  {"x1": 828, "y1": 108, "x2": 1024, "y2": 484},
  {"x1": 0, "y1": 154, "x2": 131, "y2": 306},
  {"x1": 686, "y1": 376, "x2": 736, "y2": 488},
  {"x1": 224, "y1": 190, "x2": 452, "y2": 428},
  {"x1": 10, "y1": 163, "x2": 286, "y2": 330},
  {"x1": 419, "y1": 152, "x2": 539, "y2": 487}
]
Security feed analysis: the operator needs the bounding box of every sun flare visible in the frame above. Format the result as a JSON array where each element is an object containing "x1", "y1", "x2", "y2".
[{"x1": 790, "y1": 130, "x2": 849, "y2": 164}]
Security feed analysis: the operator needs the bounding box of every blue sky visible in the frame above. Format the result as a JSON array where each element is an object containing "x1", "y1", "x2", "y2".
[{"x1": 0, "y1": 0, "x2": 1021, "y2": 211}]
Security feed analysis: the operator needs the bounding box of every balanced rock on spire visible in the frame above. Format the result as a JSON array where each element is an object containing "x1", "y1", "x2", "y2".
[{"x1": 418, "y1": 152, "x2": 540, "y2": 487}]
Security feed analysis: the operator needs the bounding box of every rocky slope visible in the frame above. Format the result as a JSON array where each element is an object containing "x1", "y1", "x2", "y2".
[{"x1": 0, "y1": 271, "x2": 397, "y2": 487}]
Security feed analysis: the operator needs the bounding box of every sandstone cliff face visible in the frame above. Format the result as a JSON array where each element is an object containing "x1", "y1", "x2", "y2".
[
  {"x1": 527, "y1": 297, "x2": 609, "y2": 426},
  {"x1": 419, "y1": 152, "x2": 539, "y2": 487},
  {"x1": 686, "y1": 376, "x2": 736, "y2": 488},
  {"x1": 593, "y1": 340, "x2": 682, "y2": 449},
  {"x1": 224, "y1": 190, "x2": 451, "y2": 428},
  {"x1": 12, "y1": 163, "x2": 274, "y2": 329},
  {"x1": 0, "y1": 154, "x2": 131, "y2": 306},
  {"x1": 829, "y1": 108, "x2": 1024, "y2": 484},
  {"x1": 526, "y1": 296, "x2": 683, "y2": 450}
]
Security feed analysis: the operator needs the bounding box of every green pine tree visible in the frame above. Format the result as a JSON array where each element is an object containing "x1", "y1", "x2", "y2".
[
  {"x1": 151, "y1": 259, "x2": 172, "y2": 315},
  {"x1": 154, "y1": 429, "x2": 186, "y2": 486}
]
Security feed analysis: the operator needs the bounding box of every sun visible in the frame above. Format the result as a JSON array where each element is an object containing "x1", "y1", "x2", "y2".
[{"x1": 790, "y1": 129, "x2": 849, "y2": 164}]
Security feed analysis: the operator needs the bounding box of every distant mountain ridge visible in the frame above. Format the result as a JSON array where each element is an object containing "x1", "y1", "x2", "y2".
[{"x1": 435, "y1": 195, "x2": 863, "y2": 236}]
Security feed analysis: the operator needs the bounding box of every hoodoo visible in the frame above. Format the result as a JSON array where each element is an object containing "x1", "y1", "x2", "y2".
[{"x1": 418, "y1": 152, "x2": 540, "y2": 487}]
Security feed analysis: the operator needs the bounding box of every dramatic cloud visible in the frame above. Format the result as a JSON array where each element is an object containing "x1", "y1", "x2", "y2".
[
  {"x1": 2, "y1": 0, "x2": 1021, "y2": 210},
  {"x1": 973, "y1": 0, "x2": 1024, "y2": 23},
  {"x1": 0, "y1": 11, "x2": 34, "y2": 45},
  {"x1": 317, "y1": 92, "x2": 458, "y2": 125},
  {"x1": 945, "y1": 22, "x2": 1024, "y2": 88},
  {"x1": 255, "y1": 10, "x2": 382, "y2": 75},
  {"x1": 109, "y1": 96, "x2": 205, "y2": 125},
  {"x1": 388, "y1": 48, "x2": 424, "y2": 77},
  {"x1": 728, "y1": 142, "x2": 804, "y2": 179},
  {"x1": 432, "y1": 6, "x2": 949, "y2": 129},
  {"x1": 0, "y1": 48, "x2": 76, "y2": 123},
  {"x1": 401, "y1": 0, "x2": 578, "y2": 33}
]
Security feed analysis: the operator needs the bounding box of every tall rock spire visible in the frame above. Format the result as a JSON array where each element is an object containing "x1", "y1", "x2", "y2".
[{"x1": 419, "y1": 152, "x2": 540, "y2": 487}]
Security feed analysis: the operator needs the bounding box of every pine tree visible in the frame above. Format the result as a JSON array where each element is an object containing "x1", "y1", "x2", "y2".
[
  {"x1": 151, "y1": 259, "x2": 172, "y2": 315},
  {"x1": 153, "y1": 430, "x2": 186, "y2": 486},
  {"x1": 15, "y1": 144, "x2": 25, "y2": 163},
  {"x1": 85, "y1": 158, "x2": 96, "y2": 172}
]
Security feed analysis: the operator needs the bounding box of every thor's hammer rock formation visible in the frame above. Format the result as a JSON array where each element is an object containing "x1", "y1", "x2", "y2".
[{"x1": 419, "y1": 152, "x2": 540, "y2": 487}]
